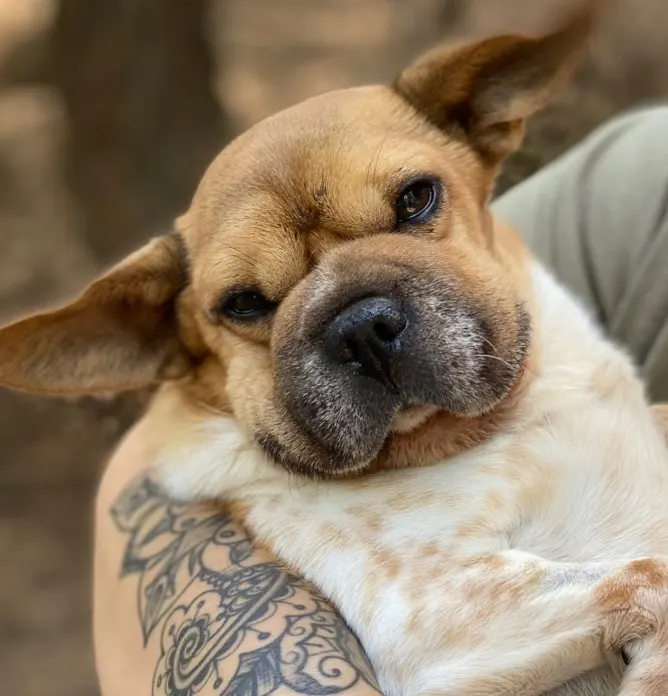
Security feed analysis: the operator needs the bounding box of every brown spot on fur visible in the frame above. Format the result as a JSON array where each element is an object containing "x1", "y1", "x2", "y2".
[
  {"x1": 320, "y1": 522, "x2": 354, "y2": 550},
  {"x1": 627, "y1": 559, "x2": 667, "y2": 586},
  {"x1": 484, "y1": 492, "x2": 505, "y2": 513},
  {"x1": 454, "y1": 518, "x2": 492, "y2": 540},
  {"x1": 360, "y1": 544, "x2": 406, "y2": 626},
  {"x1": 464, "y1": 559, "x2": 547, "y2": 617},
  {"x1": 346, "y1": 505, "x2": 384, "y2": 532},
  {"x1": 407, "y1": 605, "x2": 474, "y2": 648},
  {"x1": 383, "y1": 491, "x2": 440, "y2": 512},
  {"x1": 369, "y1": 546, "x2": 403, "y2": 580},
  {"x1": 421, "y1": 542, "x2": 440, "y2": 558},
  {"x1": 595, "y1": 558, "x2": 668, "y2": 615},
  {"x1": 468, "y1": 554, "x2": 505, "y2": 572}
]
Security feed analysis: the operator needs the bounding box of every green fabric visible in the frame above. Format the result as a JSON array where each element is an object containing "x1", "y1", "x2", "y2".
[{"x1": 493, "y1": 106, "x2": 668, "y2": 402}]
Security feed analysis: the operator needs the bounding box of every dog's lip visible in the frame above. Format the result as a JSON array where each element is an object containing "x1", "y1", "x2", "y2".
[
  {"x1": 306, "y1": 458, "x2": 374, "y2": 479},
  {"x1": 303, "y1": 405, "x2": 438, "y2": 477},
  {"x1": 391, "y1": 404, "x2": 439, "y2": 433}
]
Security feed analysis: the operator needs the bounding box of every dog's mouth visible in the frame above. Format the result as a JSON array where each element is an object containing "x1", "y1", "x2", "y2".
[{"x1": 262, "y1": 267, "x2": 531, "y2": 479}]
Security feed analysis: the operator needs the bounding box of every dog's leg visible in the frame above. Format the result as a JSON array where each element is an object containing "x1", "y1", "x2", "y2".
[
  {"x1": 543, "y1": 665, "x2": 622, "y2": 696},
  {"x1": 616, "y1": 617, "x2": 668, "y2": 696},
  {"x1": 417, "y1": 552, "x2": 668, "y2": 696}
]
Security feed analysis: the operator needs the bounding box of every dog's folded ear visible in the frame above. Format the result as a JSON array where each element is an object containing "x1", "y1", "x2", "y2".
[
  {"x1": 395, "y1": 2, "x2": 596, "y2": 166},
  {"x1": 0, "y1": 233, "x2": 190, "y2": 396}
]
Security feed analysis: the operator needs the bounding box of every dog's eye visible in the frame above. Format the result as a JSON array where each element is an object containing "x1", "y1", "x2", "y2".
[
  {"x1": 219, "y1": 291, "x2": 276, "y2": 321},
  {"x1": 395, "y1": 178, "x2": 440, "y2": 225},
  {"x1": 620, "y1": 647, "x2": 632, "y2": 666}
]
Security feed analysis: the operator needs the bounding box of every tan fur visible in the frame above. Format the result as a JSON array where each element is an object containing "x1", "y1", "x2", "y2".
[
  {"x1": 0, "y1": 234, "x2": 190, "y2": 394},
  {"x1": 4, "y1": 4, "x2": 668, "y2": 695},
  {"x1": 651, "y1": 404, "x2": 668, "y2": 443}
]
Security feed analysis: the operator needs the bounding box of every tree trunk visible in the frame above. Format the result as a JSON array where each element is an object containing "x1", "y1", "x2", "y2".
[{"x1": 51, "y1": 0, "x2": 229, "y2": 264}]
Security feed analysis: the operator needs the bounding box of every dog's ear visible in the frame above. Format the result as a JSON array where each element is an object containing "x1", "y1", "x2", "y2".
[
  {"x1": 0, "y1": 234, "x2": 190, "y2": 396},
  {"x1": 395, "y1": 3, "x2": 595, "y2": 167}
]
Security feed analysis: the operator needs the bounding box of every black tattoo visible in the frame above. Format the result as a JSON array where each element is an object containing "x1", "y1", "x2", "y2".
[{"x1": 111, "y1": 476, "x2": 380, "y2": 695}]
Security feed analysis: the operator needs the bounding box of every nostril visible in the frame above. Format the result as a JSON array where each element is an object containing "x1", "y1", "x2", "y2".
[
  {"x1": 324, "y1": 296, "x2": 407, "y2": 376},
  {"x1": 342, "y1": 339, "x2": 359, "y2": 364},
  {"x1": 374, "y1": 321, "x2": 394, "y2": 343},
  {"x1": 373, "y1": 313, "x2": 407, "y2": 343}
]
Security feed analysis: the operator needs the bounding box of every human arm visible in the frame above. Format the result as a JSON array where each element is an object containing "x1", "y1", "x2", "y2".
[{"x1": 93, "y1": 423, "x2": 382, "y2": 696}]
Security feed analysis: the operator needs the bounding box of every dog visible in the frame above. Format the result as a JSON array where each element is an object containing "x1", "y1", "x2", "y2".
[{"x1": 2, "y1": 4, "x2": 668, "y2": 695}]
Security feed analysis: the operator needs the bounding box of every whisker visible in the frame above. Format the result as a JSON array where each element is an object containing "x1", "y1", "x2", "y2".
[
  {"x1": 479, "y1": 335, "x2": 540, "y2": 379},
  {"x1": 478, "y1": 353, "x2": 517, "y2": 372}
]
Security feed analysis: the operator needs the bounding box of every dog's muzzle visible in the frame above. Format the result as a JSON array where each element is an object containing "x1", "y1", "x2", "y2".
[{"x1": 269, "y1": 259, "x2": 529, "y2": 476}]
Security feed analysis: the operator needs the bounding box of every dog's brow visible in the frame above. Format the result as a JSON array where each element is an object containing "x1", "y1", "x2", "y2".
[{"x1": 387, "y1": 168, "x2": 424, "y2": 192}]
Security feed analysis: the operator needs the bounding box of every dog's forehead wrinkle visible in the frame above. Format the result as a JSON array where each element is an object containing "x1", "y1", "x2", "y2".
[{"x1": 192, "y1": 88, "x2": 450, "y2": 226}]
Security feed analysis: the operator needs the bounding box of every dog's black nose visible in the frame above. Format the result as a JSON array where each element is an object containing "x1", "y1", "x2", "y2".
[{"x1": 324, "y1": 296, "x2": 407, "y2": 385}]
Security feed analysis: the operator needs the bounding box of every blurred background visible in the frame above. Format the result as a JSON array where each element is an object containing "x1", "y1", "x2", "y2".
[{"x1": 0, "y1": 0, "x2": 667, "y2": 694}]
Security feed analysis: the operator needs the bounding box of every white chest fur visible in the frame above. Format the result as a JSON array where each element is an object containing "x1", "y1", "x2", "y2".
[{"x1": 151, "y1": 261, "x2": 668, "y2": 695}]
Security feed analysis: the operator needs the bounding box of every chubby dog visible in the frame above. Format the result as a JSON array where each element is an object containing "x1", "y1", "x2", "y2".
[{"x1": 2, "y1": 5, "x2": 668, "y2": 695}]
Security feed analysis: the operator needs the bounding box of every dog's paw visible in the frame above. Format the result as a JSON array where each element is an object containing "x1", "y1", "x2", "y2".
[
  {"x1": 617, "y1": 621, "x2": 668, "y2": 696},
  {"x1": 599, "y1": 558, "x2": 668, "y2": 657}
]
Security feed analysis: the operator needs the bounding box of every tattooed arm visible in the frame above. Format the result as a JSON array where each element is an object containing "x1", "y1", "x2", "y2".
[{"x1": 94, "y1": 423, "x2": 382, "y2": 696}]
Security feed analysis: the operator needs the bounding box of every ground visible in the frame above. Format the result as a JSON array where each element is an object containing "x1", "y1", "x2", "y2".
[{"x1": 1, "y1": 1, "x2": 667, "y2": 694}]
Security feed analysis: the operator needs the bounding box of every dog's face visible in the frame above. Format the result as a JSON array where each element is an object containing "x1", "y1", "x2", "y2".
[
  {"x1": 0, "y1": 7, "x2": 592, "y2": 478},
  {"x1": 182, "y1": 89, "x2": 533, "y2": 477}
]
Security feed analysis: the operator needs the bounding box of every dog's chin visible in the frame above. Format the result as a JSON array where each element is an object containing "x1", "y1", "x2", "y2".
[{"x1": 263, "y1": 371, "x2": 521, "y2": 481}]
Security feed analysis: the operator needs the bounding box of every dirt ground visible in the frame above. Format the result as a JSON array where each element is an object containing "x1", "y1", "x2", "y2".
[{"x1": 1, "y1": 1, "x2": 667, "y2": 694}]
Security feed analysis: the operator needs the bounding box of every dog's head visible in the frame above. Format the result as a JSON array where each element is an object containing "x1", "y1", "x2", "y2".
[{"x1": 0, "y1": 6, "x2": 593, "y2": 478}]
